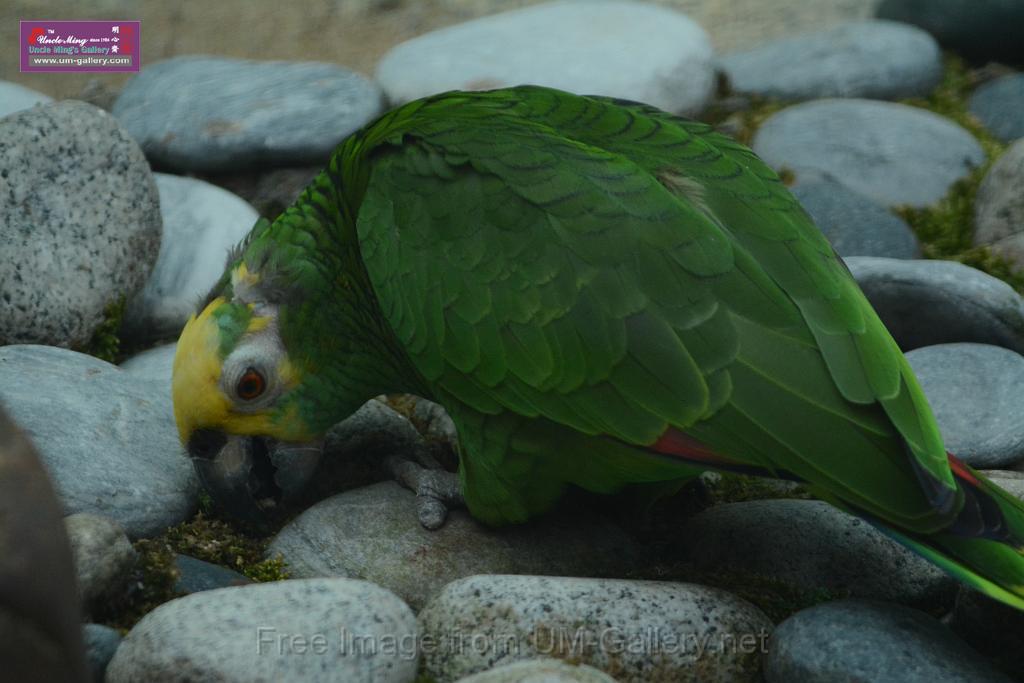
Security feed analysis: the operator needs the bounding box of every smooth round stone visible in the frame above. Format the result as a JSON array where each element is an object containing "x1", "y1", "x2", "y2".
[
  {"x1": 974, "y1": 139, "x2": 1024, "y2": 269},
  {"x1": 112, "y1": 56, "x2": 383, "y2": 172},
  {"x1": 969, "y1": 74, "x2": 1024, "y2": 143},
  {"x1": 846, "y1": 257, "x2": 1024, "y2": 355},
  {"x1": 0, "y1": 345, "x2": 198, "y2": 538},
  {"x1": 106, "y1": 578, "x2": 418, "y2": 683},
  {"x1": 268, "y1": 481, "x2": 645, "y2": 611},
  {"x1": 720, "y1": 20, "x2": 940, "y2": 101},
  {"x1": 753, "y1": 99, "x2": 984, "y2": 207},
  {"x1": 454, "y1": 658, "x2": 618, "y2": 683},
  {"x1": 64, "y1": 513, "x2": 137, "y2": 616},
  {"x1": 906, "y1": 343, "x2": 1024, "y2": 468},
  {"x1": 119, "y1": 343, "x2": 177, "y2": 384},
  {"x1": 792, "y1": 179, "x2": 919, "y2": 258},
  {"x1": 677, "y1": 500, "x2": 954, "y2": 604},
  {"x1": 376, "y1": 0, "x2": 714, "y2": 115},
  {"x1": 765, "y1": 599, "x2": 1013, "y2": 683},
  {"x1": 877, "y1": 0, "x2": 1024, "y2": 65},
  {"x1": 122, "y1": 174, "x2": 259, "y2": 342},
  {"x1": 949, "y1": 587, "x2": 1024, "y2": 679},
  {"x1": 83, "y1": 624, "x2": 122, "y2": 683},
  {"x1": 172, "y1": 554, "x2": 252, "y2": 595},
  {"x1": 0, "y1": 101, "x2": 161, "y2": 347},
  {"x1": 418, "y1": 575, "x2": 772, "y2": 683},
  {"x1": 0, "y1": 80, "x2": 52, "y2": 118}
]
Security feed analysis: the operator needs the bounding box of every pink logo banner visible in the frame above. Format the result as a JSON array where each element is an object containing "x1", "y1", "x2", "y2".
[{"x1": 20, "y1": 20, "x2": 139, "y2": 73}]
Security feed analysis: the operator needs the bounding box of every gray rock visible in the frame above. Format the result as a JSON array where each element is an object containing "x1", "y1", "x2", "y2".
[
  {"x1": 720, "y1": 20, "x2": 940, "y2": 101},
  {"x1": 269, "y1": 481, "x2": 645, "y2": 611},
  {"x1": 454, "y1": 658, "x2": 619, "y2": 683},
  {"x1": 0, "y1": 405, "x2": 89, "y2": 683},
  {"x1": 376, "y1": 0, "x2": 714, "y2": 115},
  {"x1": 877, "y1": 0, "x2": 1024, "y2": 65},
  {"x1": 173, "y1": 554, "x2": 252, "y2": 595},
  {"x1": 846, "y1": 257, "x2": 1024, "y2": 355},
  {"x1": 106, "y1": 578, "x2": 418, "y2": 683},
  {"x1": 0, "y1": 101, "x2": 161, "y2": 347},
  {"x1": 122, "y1": 174, "x2": 259, "y2": 341},
  {"x1": 792, "y1": 179, "x2": 919, "y2": 258},
  {"x1": 83, "y1": 624, "x2": 121, "y2": 683},
  {"x1": 119, "y1": 343, "x2": 177, "y2": 384},
  {"x1": 0, "y1": 80, "x2": 52, "y2": 118},
  {"x1": 419, "y1": 575, "x2": 771, "y2": 683},
  {"x1": 906, "y1": 343, "x2": 1024, "y2": 468},
  {"x1": 974, "y1": 138, "x2": 1024, "y2": 269},
  {"x1": 677, "y1": 500, "x2": 955, "y2": 604},
  {"x1": 765, "y1": 599, "x2": 1012, "y2": 683},
  {"x1": 969, "y1": 74, "x2": 1024, "y2": 144},
  {"x1": 64, "y1": 513, "x2": 137, "y2": 616},
  {"x1": 112, "y1": 56, "x2": 383, "y2": 173},
  {"x1": 949, "y1": 587, "x2": 1024, "y2": 680},
  {"x1": 0, "y1": 345, "x2": 198, "y2": 538},
  {"x1": 752, "y1": 99, "x2": 984, "y2": 207},
  {"x1": 982, "y1": 469, "x2": 1024, "y2": 499}
]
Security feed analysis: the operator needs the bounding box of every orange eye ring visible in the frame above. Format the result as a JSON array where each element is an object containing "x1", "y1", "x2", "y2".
[{"x1": 236, "y1": 367, "x2": 266, "y2": 401}]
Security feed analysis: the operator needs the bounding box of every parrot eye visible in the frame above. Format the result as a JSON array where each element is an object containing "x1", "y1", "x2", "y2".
[{"x1": 236, "y1": 367, "x2": 266, "y2": 401}]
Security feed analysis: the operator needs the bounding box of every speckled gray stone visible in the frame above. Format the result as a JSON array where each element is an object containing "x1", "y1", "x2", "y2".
[
  {"x1": 173, "y1": 554, "x2": 252, "y2": 595},
  {"x1": 678, "y1": 500, "x2": 955, "y2": 603},
  {"x1": 0, "y1": 101, "x2": 161, "y2": 347},
  {"x1": 792, "y1": 179, "x2": 919, "y2": 258},
  {"x1": 846, "y1": 257, "x2": 1024, "y2": 355},
  {"x1": 419, "y1": 575, "x2": 771, "y2": 683},
  {"x1": 0, "y1": 345, "x2": 197, "y2": 538},
  {"x1": 765, "y1": 599, "x2": 1012, "y2": 683},
  {"x1": 906, "y1": 343, "x2": 1024, "y2": 468},
  {"x1": 119, "y1": 343, "x2": 177, "y2": 384},
  {"x1": 720, "y1": 20, "x2": 940, "y2": 101},
  {"x1": 753, "y1": 99, "x2": 984, "y2": 207},
  {"x1": 0, "y1": 80, "x2": 52, "y2": 118},
  {"x1": 83, "y1": 624, "x2": 121, "y2": 683},
  {"x1": 64, "y1": 513, "x2": 136, "y2": 616},
  {"x1": 269, "y1": 481, "x2": 645, "y2": 611},
  {"x1": 969, "y1": 74, "x2": 1024, "y2": 143},
  {"x1": 122, "y1": 174, "x2": 259, "y2": 341},
  {"x1": 112, "y1": 56, "x2": 383, "y2": 172},
  {"x1": 376, "y1": 0, "x2": 714, "y2": 115},
  {"x1": 106, "y1": 578, "x2": 418, "y2": 683},
  {"x1": 876, "y1": 0, "x2": 1024, "y2": 65},
  {"x1": 454, "y1": 658, "x2": 619, "y2": 683},
  {"x1": 974, "y1": 139, "x2": 1024, "y2": 270}
]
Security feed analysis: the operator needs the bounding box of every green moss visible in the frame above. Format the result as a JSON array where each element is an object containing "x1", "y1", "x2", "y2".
[
  {"x1": 161, "y1": 512, "x2": 291, "y2": 582},
  {"x1": 96, "y1": 537, "x2": 181, "y2": 633},
  {"x1": 706, "y1": 473, "x2": 812, "y2": 505},
  {"x1": 79, "y1": 296, "x2": 125, "y2": 363}
]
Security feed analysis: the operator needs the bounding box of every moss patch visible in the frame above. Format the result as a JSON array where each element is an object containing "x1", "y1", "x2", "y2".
[{"x1": 78, "y1": 296, "x2": 125, "y2": 363}]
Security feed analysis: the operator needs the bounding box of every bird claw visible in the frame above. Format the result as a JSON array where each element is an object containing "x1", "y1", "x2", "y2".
[{"x1": 386, "y1": 452, "x2": 464, "y2": 530}]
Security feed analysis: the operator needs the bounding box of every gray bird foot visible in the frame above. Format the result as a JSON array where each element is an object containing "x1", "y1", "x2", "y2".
[{"x1": 385, "y1": 450, "x2": 464, "y2": 530}]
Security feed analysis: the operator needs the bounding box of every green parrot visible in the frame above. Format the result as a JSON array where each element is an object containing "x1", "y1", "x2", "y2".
[{"x1": 172, "y1": 85, "x2": 1024, "y2": 610}]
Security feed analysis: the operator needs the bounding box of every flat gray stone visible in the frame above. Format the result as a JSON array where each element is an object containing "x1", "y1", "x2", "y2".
[
  {"x1": 753, "y1": 99, "x2": 984, "y2": 207},
  {"x1": 419, "y1": 575, "x2": 771, "y2": 683},
  {"x1": 792, "y1": 179, "x2": 919, "y2": 258},
  {"x1": 83, "y1": 624, "x2": 121, "y2": 683},
  {"x1": 119, "y1": 343, "x2": 177, "y2": 384},
  {"x1": 982, "y1": 470, "x2": 1024, "y2": 499},
  {"x1": 0, "y1": 80, "x2": 52, "y2": 118},
  {"x1": 122, "y1": 174, "x2": 259, "y2": 341},
  {"x1": 172, "y1": 554, "x2": 252, "y2": 595},
  {"x1": 376, "y1": 0, "x2": 714, "y2": 115},
  {"x1": 112, "y1": 56, "x2": 383, "y2": 172},
  {"x1": 969, "y1": 74, "x2": 1024, "y2": 143},
  {"x1": 64, "y1": 513, "x2": 136, "y2": 616},
  {"x1": 721, "y1": 20, "x2": 940, "y2": 101},
  {"x1": 0, "y1": 345, "x2": 198, "y2": 538},
  {"x1": 0, "y1": 101, "x2": 161, "y2": 347},
  {"x1": 906, "y1": 343, "x2": 1024, "y2": 468},
  {"x1": 269, "y1": 481, "x2": 645, "y2": 611},
  {"x1": 765, "y1": 599, "x2": 1012, "y2": 683},
  {"x1": 974, "y1": 139, "x2": 1024, "y2": 269},
  {"x1": 846, "y1": 257, "x2": 1024, "y2": 355},
  {"x1": 877, "y1": 0, "x2": 1024, "y2": 65},
  {"x1": 454, "y1": 659, "x2": 618, "y2": 683},
  {"x1": 106, "y1": 578, "x2": 418, "y2": 683},
  {"x1": 677, "y1": 499, "x2": 954, "y2": 604}
]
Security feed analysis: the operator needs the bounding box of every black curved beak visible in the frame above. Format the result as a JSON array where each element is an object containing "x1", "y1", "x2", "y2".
[{"x1": 187, "y1": 429, "x2": 322, "y2": 525}]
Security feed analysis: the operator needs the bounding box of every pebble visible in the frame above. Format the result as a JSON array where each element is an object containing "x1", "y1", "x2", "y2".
[
  {"x1": 764, "y1": 599, "x2": 1013, "y2": 683},
  {"x1": 677, "y1": 499, "x2": 955, "y2": 604},
  {"x1": 454, "y1": 658, "x2": 619, "y2": 683},
  {"x1": 752, "y1": 99, "x2": 984, "y2": 207},
  {"x1": 981, "y1": 470, "x2": 1024, "y2": 499},
  {"x1": 969, "y1": 74, "x2": 1024, "y2": 143},
  {"x1": 0, "y1": 345, "x2": 198, "y2": 538},
  {"x1": 112, "y1": 56, "x2": 383, "y2": 172},
  {"x1": 948, "y1": 587, "x2": 1024, "y2": 680},
  {"x1": 83, "y1": 624, "x2": 122, "y2": 683},
  {"x1": 64, "y1": 513, "x2": 137, "y2": 616},
  {"x1": 119, "y1": 343, "x2": 177, "y2": 384},
  {"x1": 791, "y1": 179, "x2": 919, "y2": 258},
  {"x1": 0, "y1": 80, "x2": 52, "y2": 118},
  {"x1": 905, "y1": 343, "x2": 1024, "y2": 468},
  {"x1": 268, "y1": 481, "x2": 644, "y2": 611},
  {"x1": 106, "y1": 578, "x2": 418, "y2": 683},
  {"x1": 0, "y1": 101, "x2": 161, "y2": 347},
  {"x1": 173, "y1": 554, "x2": 252, "y2": 595},
  {"x1": 121, "y1": 174, "x2": 260, "y2": 342},
  {"x1": 376, "y1": 0, "x2": 714, "y2": 115},
  {"x1": 974, "y1": 138, "x2": 1024, "y2": 269},
  {"x1": 845, "y1": 257, "x2": 1024, "y2": 355},
  {"x1": 720, "y1": 20, "x2": 940, "y2": 101},
  {"x1": 876, "y1": 0, "x2": 1024, "y2": 65},
  {"x1": 419, "y1": 575, "x2": 771, "y2": 683}
]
